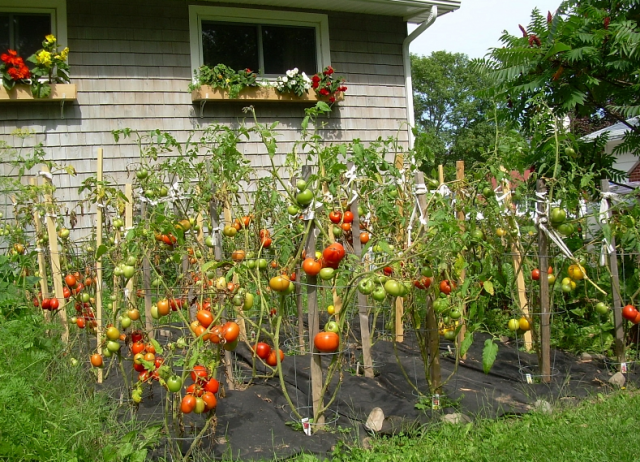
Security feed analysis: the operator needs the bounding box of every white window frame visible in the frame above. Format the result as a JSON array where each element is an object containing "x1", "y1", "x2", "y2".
[
  {"x1": 0, "y1": 0, "x2": 68, "y2": 50},
  {"x1": 188, "y1": 5, "x2": 330, "y2": 78}
]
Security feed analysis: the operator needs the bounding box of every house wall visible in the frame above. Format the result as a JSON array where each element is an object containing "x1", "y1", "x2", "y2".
[
  {"x1": 606, "y1": 140, "x2": 638, "y2": 180},
  {"x1": 0, "y1": 0, "x2": 409, "y2": 230}
]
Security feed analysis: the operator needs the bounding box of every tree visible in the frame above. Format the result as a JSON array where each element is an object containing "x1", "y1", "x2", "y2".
[
  {"x1": 478, "y1": 0, "x2": 640, "y2": 161},
  {"x1": 412, "y1": 51, "x2": 497, "y2": 170}
]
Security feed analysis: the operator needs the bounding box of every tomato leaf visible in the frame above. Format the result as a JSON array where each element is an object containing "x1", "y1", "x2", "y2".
[
  {"x1": 150, "y1": 338, "x2": 163, "y2": 355},
  {"x1": 378, "y1": 240, "x2": 392, "y2": 255},
  {"x1": 460, "y1": 331, "x2": 474, "y2": 357},
  {"x1": 482, "y1": 338, "x2": 498, "y2": 374},
  {"x1": 95, "y1": 244, "x2": 108, "y2": 260},
  {"x1": 483, "y1": 280, "x2": 494, "y2": 296},
  {"x1": 201, "y1": 260, "x2": 230, "y2": 273}
]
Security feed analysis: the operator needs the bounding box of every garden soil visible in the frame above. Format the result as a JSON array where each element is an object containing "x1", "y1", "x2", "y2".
[{"x1": 98, "y1": 327, "x2": 638, "y2": 461}]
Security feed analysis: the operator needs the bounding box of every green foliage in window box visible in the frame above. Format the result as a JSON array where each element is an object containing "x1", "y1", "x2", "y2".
[{"x1": 189, "y1": 64, "x2": 258, "y2": 99}]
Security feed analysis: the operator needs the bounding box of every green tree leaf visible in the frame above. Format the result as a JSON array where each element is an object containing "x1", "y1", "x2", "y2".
[{"x1": 482, "y1": 338, "x2": 499, "y2": 374}]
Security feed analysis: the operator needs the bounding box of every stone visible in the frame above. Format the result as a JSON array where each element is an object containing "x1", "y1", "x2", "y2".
[
  {"x1": 365, "y1": 407, "x2": 384, "y2": 432},
  {"x1": 579, "y1": 352, "x2": 592, "y2": 361},
  {"x1": 441, "y1": 413, "x2": 472, "y2": 424},
  {"x1": 379, "y1": 415, "x2": 414, "y2": 436},
  {"x1": 361, "y1": 437, "x2": 373, "y2": 450},
  {"x1": 534, "y1": 399, "x2": 552, "y2": 414},
  {"x1": 609, "y1": 371, "x2": 626, "y2": 388}
]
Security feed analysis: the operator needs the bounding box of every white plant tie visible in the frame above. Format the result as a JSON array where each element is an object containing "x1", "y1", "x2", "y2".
[
  {"x1": 436, "y1": 184, "x2": 451, "y2": 196},
  {"x1": 599, "y1": 193, "x2": 616, "y2": 266},
  {"x1": 38, "y1": 170, "x2": 53, "y2": 180},
  {"x1": 345, "y1": 165, "x2": 357, "y2": 187},
  {"x1": 535, "y1": 194, "x2": 574, "y2": 260}
]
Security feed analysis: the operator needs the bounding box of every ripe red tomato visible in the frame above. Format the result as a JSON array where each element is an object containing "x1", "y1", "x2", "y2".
[
  {"x1": 622, "y1": 304, "x2": 638, "y2": 322},
  {"x1": 343, "y1": 211, "x2": 354, "y2": 223},
  {"x1": 191, "y1": 365, "x2": 208, "y2": 383},
  {"x1": 76, "y1": 317, "x2": 86, "y2": 329},
  {"x1": 329, "y1": 211, "x2": 342, "y2": 224},
  {"x1": 181, "y1": 395, "x2": 196, "y2": 414},
  {"x1": 65, "y1": 274, "x2": 77, "y2": 288},
  {"x1": 255, "y1": 342, "x2": 272, "y2": 359},
  {"x1": 531, "y1": 269, "x2": 541, "y2": 280},
  {"x1": 90, "y1": 353, "x2": 103, "y2": 368},
  {"x1": 323, "y1": 243, "x2": 346, "y2": 265},
  {"x1": 202, "y1": 391, "x2": 217, "y2": 411},
  {"x1": 197, "y1": 310, "x2": 213, "y2": 328},
  {"x1": 259, "y1": 229, "x2": 270, "y2": 239},
  {"x1": 340, "y1": 222, "x2": 351, "y2": 232},
  {"x1": 261, "y1": 237, "x2": 272, "y2": 248},
  {"x1": 209, "y1": 325, "x2": 222, "y2": 344},
  {"x1": 383, "y1": 266, "x2": 393, "y2": 276},
  {"x1": 266, "y1": 349, "x2": 285, "y2": 367},
  {"x1": 63, "y1": 287, "x2": 71, "y2": 299},
  {"x1": 131, "y1": 331, "x2": 143, "y2": 343},
  {"x1": 302, "y1": 257, "x2": 323, "y2": 276},
  {"x1": 314, "y1": 331, "x2": 340, "y2": 353},
  {"x1": 359, "y1": 232, "x2": 370, "y2": 244},
  {"x1": 204, "y1": 378, "x2": 219, "y2": 394},
  {"x1": 41, "y1": 298, "x2": 51, "y2": 310},
  {"x1": 49, "y1": 298, "x2": 59, "y2": 310},
  {"x1": 131, "y1": 341, "x2": 146, "y2": 355},
  {"x1": 439, "y1": 280, "x2": 452, "y2": 295},
  {"x1": 222, "y1": 321, "x2": 240, "y2": 343},
  {"x1": 186, "y1": 383, "x2": 204, "y2": 397}
]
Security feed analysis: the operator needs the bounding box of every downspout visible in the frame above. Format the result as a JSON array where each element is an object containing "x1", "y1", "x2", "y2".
[{"x1": 402, "y1": 5, "x2": 438, "y2": 150}]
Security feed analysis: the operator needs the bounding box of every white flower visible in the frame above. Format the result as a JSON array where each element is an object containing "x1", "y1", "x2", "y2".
[
  {"x1": 292, "y1": 67, "x2": 298, "y2": 75},
  {"x1": 302, "y1": 72, "x2": 311, "y2": 83},
  {"x1": 282, "y1": 76, "x2": 288, "y2": 83}
]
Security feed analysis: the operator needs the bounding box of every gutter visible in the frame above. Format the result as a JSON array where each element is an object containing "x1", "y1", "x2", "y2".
[{"x1": 402, "y1": 5, "x2": 437, "y2": 150}]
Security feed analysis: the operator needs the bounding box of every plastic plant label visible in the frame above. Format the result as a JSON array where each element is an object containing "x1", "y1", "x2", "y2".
[
  {"x1": 621, "y1": 362, "x2": 628, "y2": 373},
  {"x1": 301, "y1": 418, "x2": 311, "y2": 436},
  {"x1": 526, "y1": 373, "x2": 533, "y2": 384},
  {"x1": 447, "y1": 345, "x2": 453, "y2": 355},
  {"x1": 432, "y1": 394, "x2": 440, "y2": 410}
]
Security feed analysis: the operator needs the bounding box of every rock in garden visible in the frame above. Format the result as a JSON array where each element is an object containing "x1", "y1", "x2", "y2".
[
  {"x1": 534, "y1": 399, "x2": 552, "y2": 414},
  {"x1": 609, "y1": 371, "x2": 626, "y2": 388},
  {"x1": 365, "y1": 407, "x2": 384, "y2": 432},
  {"x1": 441, "y1": 413, "x2": 472, "y2": 424},
  {"x1": 579, "y1": 352, "x2": 592, "y2": 361}
]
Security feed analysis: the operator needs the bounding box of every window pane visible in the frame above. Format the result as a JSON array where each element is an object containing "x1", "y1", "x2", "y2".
[
  {"x1": 0, "y1": 14, "x2": 9, "y2": 53},
  {"x1": 261, "y1": 25, "x2": 316, "y2": 75},
  {"x1": 14, "y1": 14, "x2": 51, "y2": 59},
  {"x1": 202, "y1": 22, "x2": 259, "y2": 72}
]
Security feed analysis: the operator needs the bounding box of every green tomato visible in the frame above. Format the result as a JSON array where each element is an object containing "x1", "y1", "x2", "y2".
[
  {"x1": 150, "y1": 305, "x2": 159, "y2": 319},
  {"x1": 507, "y1": 319, "x2": 519, "y2": 331},
  {"x1": 325, "y1": 321, "x2": 339, "y2": 333},
  {"x1": 319, "y1": 268, "x2": 335, "y2": 280},
  {"x1": 120, "y1": 316, "x2": 132, "y2": 329},
  {"x1": 106, "y1": 340, "x2": 121, "y2": 353},
  {"x1": 244, "y1": 293, "x2": 255, "y2": 310},
  {"x1": 126, "y1": 256, "x2": 137, "y2": 266},
  {"x1": 296, "y1": 189, "x2": 314, "y2": 207},
  {"x1": 81, "y1": 293, "x2": 90, "y2": 303},
  {"x1": 232, "y1": 294, "x2": 244, "y2": 306},
  {"x1": 550, "y1": 207, "x2": 567, "y2": 225},
  {"x1": 166, "y1": 375, "x2": 182, "y2": 393},
  {"x1": 247, "y1": 259, "x2": 257, "y2": 270},
  {"x1": 287, "y1": 205, "x2": 300, "y2": 216},
  {"x1": 449, "y1": 309, "x2": 462, "y2": 320},
  {"x1": 258, "y1": 258, "x2": 268, "y2": 270},
  {"x1": 296, "y1": 179, "x2": 307, "y2": 191},
  {"x1": 444, "y1": 330, "x2": 456, "y2": 341},
  {"x1": 595, "y1": 302, "x2": 610, "y2": 315},
  {"x1": 358, "y1": 278, "x2": 374, "y2": 295},
  {"x1": 205, "y1": 236, "x2": 215, "y2": 247},
  {"x1": 384, "y1": 279, "x2": 403, "y2": 297},
  {"x1": 372, "y1": 287, "x2": 387, "y2": 301},
  {"x1": 122, "y1": 265, "x2": 135, "y2": 279},
  {"x1": 332, "y1": 225, "x2": 343, "y2": 238}
]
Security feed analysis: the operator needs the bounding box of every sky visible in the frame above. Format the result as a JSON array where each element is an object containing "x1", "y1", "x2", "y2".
[{"x1": 410, "y1": 0, "x2": 563, "y2": 59}]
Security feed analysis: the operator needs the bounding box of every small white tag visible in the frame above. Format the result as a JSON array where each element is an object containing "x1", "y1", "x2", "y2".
[
  {"x1": 447, "y1": 345, "x2": 453, "y2": 355},
  {"x1": 432, "y1": 394, "x2": 440, "y2": 410},
  {"x1": 621, "y1": 362, "x2": 628, "y2": 373},
  {"x1": 302, "y1": 418, "x2": 311, "y2": 436},
  {"x1": 526, "y1": 373, "x2": 533, "y2": 384}
]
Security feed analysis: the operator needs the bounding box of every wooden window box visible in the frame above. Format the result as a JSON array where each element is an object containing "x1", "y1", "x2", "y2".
[
  {"x1": 191, "y1": 85, "x2": 343, "y2": 104},
  {"x1": 0, "y1": 83, "x2": 77, "y2": 102}
]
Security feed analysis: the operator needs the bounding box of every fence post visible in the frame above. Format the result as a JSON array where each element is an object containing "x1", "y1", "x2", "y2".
[
  {"x1": 95, "y1": 149, "x2": 104, "y2": 382},
  {"x1": 600, "y1": 179, "x2": 626, "y2": 367},
  {"x1": 455, "y1": 161, "x2": 467, "y2": 357},
  {"x1": 536, "y1": 179, "x2": 551, "y2": 382}
]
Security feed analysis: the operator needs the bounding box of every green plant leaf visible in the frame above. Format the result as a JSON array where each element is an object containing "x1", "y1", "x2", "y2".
[
  {"x1": 483, "y1": 280, "x2": 494, "y2": 296},
  {"x1": 482, "y1": 338, "x2": 498, "y2": 374},
  {"x1": 460, "y1": 331, "x2": 474, "y2": 357}
]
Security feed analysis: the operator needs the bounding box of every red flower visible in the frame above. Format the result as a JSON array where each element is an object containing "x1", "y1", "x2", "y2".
[
  {"x1": 323, "y1": 66, "x2": 334, "y2": 75},
  {"x1": 1, "y1": 49, "x2": 18, "y2": 65},
  {"x1": 312, "y1": 82, "x2": 319, "y2": 89},
  {"x1": 339, "y1": 86, "x2": 348, "y2": 92},
  {"x1": 329, "y1": 96, "x2": 336, "y2": 103},
  {"x1": 246, "y1": 68, "x2": 252, "y2": 73},
  {"x1": 319, "y1": 88, "x2": 329, "y2": 96},
  {"x1": 312, "y1": 75, "x2": 320, "y2": 83}
]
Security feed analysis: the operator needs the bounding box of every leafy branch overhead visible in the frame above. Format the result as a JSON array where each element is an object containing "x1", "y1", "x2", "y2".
[{"x1": 477, "y1": 0, "x2": 640, "y2": 157}]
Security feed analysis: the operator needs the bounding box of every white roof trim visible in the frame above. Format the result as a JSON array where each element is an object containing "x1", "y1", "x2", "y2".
[
  {"x1": 582, "y1": 117, "x2": 639, "y2": 142},
  {"x1": 197, "y1": 0, "x2": 460, "y2": 23}
]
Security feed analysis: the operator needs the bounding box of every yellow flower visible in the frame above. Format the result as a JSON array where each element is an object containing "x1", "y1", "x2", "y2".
[
  {"x1": 60, "y1": 47, "x2": 69, "y2": 60},
  {"x1": 45, "y1": 34, "x2": 56, "y2": 43},
  {"x1": 36, "y1": 50, "x2": 52, "y2": 66}
]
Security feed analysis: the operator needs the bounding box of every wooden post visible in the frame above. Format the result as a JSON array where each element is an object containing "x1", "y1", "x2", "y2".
[
  {"x1": 41, "y1": 165, "x2": 69, "y2": 343},
  {"x1": 500, "y1": 168, "x2": 532, "y2": 351},
  {"x1": 537, "y1": 179, "x2": 551, "y2": 382},
  {"x1": 455, "y1": 161, "x2": 467, "y2": 356},
  {"x1": 212, "y1": 201, "x2": 235, "y2": 390},
  {"x1": 393, "y1": 155, "x2": 405, "y2": 343},
  {"x1": 31, "y1": 178, "x2": 49, "y2": 319},
  {"x1": 351, "y1": 194, "x2": 374, "y2": 378},
  {"x1": 416, "y1": 171, "x2": 441, "y2": 392},
  {"x1": 438, "y1": 165, "x2": 444, "y2": 185},
  {"x1": 601, "y1": 179, "x2": 626, "y2": 366},
  {"x1": 95, "y1": 148, "x2": 104, "y2": 382},
  {"x1": 141, "y1": 202, "x2": 154, "y2": 338},
  {"x1": 124, "y1": 184, "x2": 135, "y2": 316}
]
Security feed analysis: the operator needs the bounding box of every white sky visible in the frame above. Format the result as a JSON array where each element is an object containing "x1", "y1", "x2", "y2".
[{"x1": 410, "y1": 0, "x2": 563, "y2": 59}]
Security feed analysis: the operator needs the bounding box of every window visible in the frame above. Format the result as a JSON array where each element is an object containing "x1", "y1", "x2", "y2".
[
  {"x1": 189, "y1": 6, "x2": 330, "y2": 77},
  {"x1": 0, "y1": 0, "x2": 67, "y2": 58}
]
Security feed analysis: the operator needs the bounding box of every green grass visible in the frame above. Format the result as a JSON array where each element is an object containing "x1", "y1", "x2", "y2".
[{"x1": 300, "y1": 390, "x2": 640, "y2": 462}]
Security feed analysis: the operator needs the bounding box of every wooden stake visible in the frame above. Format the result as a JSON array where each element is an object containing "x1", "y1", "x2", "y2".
[
  {"x1": 601, "y1": 179, "x2": 626, "y2": 367},
  {"x1": 31, "y1": 178, "x2": 49, "y2": 321},
  {"x1": 95, "y1": 148, "x2": 104, "y2": 382},
  {"x1": 41, "y1": 165, "x2": 69, "y2": 343},
  {"x1": 141, "y1": 202, "x2": 153, "y2": 338},
  {"x1": 393, "y1": 155, "x2": 405, "y2": 343},
  {"x1": 438, "y1": 165, "x2": 444, "y2": 185},
  {"x1": 124, "y1": 184, "x2": 135, "y2": 315},
  {"x1": 500, "y1": 168, "x2": 532, "y2": 351},
  {"x1": 351, "y1": 193, "x2": 374, "y2": 378},
  {"x1": 455, "y1": 161, "x2": 467, "y2": 357},
  {"x1": 537, "y1": 179, "x2": 551, "y2": 383}
]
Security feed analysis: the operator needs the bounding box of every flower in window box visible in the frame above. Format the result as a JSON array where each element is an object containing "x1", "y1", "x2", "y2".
[
  {"x1": 189, "y1": 64, "x2": 258, "y2": 98},
  {"x1": 312, "y1": 66, "x2": 346, "y2": 103},
  {"x1": 274, "y1": 68, "x2": 313, "y2": 97}
]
